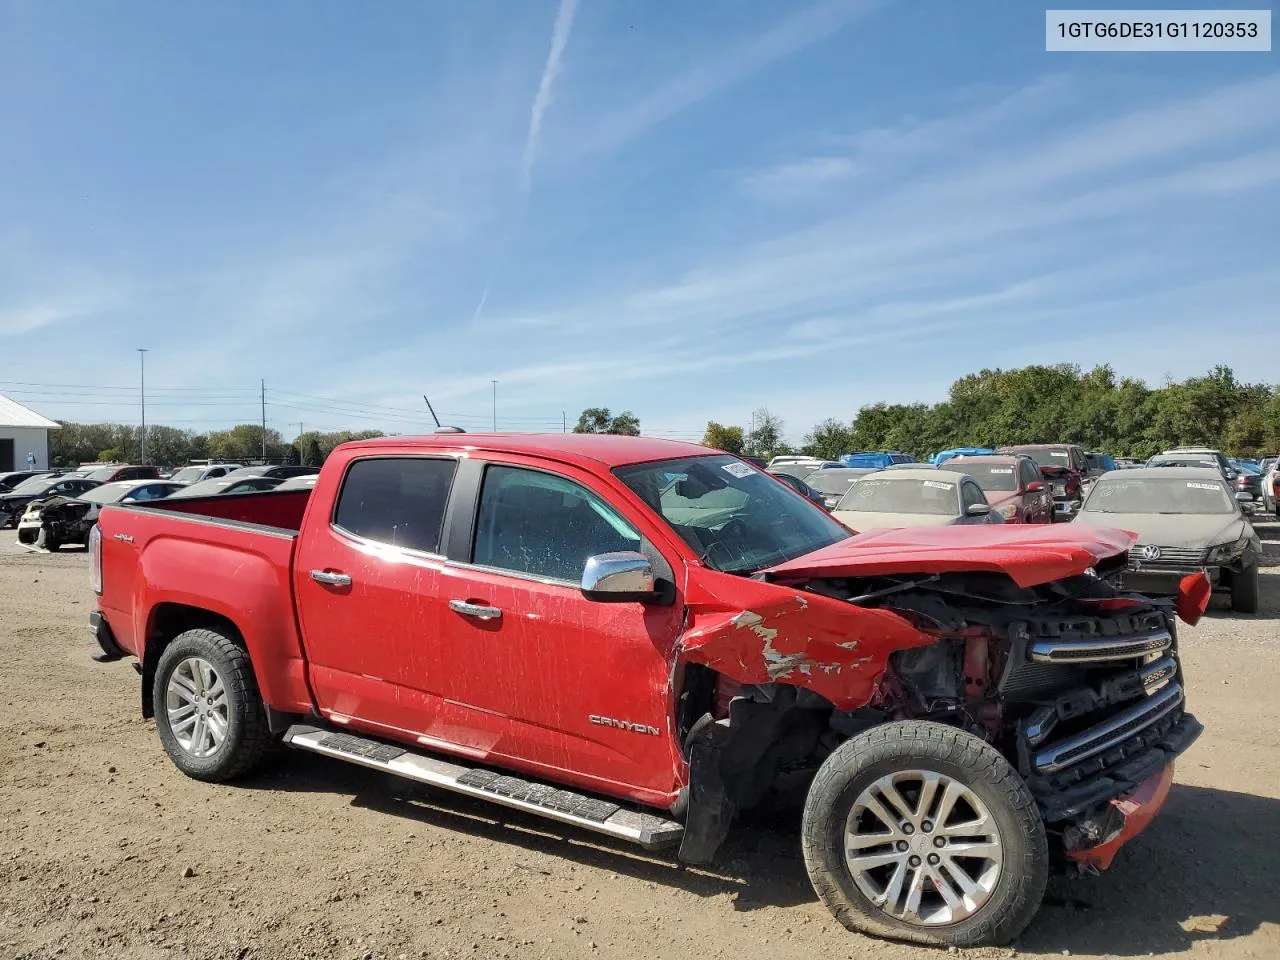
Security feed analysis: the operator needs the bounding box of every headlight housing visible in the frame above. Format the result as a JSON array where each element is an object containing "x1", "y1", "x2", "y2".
[
  {"x1": 997, "y1": 503, "x2": 1019, "y2": 519},
  {"x1": 1206, "y1": 536, "x2": 1249, "y2": 563}
]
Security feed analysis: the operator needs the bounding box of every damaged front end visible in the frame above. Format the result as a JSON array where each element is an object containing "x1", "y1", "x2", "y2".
[{"x1": 669, "y1": 532, "x2": 1206, "y2": 871}]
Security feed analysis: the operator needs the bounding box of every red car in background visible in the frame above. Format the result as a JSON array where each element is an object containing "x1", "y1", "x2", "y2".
[
  {"x1": 997, "y1": 444, "x2": 1087, "y2": 521},
  {"x1": 938, "y1": 455, "x2": 1053, "y2": 523}
]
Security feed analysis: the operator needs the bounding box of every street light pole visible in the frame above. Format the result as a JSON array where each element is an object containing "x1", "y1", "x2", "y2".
[
  {"x1": 491, "y1": 380, "x2": 498, "y2": 432},
  {"x1": 137, "y1": 348, "x2": 149, "y2": 464}
]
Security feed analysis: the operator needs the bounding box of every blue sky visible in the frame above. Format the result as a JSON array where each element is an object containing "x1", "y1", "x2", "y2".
[{"x1": 1, "y1": 1, "x2": 1278, "y2": 442}]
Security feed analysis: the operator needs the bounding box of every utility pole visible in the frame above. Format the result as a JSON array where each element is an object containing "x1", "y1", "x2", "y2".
[
  {"x1": 260, "y1": 379, "x2": 267, "y2": 460},
  {"x1": 491, "y1": 380, "x2": 498, "y2": 432},
  {"x1": 137, "y1": 348, "x2": 149, "y2": 464},
  {"x1": 294, "y1": 422, "x2": 304, "y2": 442},
  {"x1": 562, "y1": 410, "x2": 566, "y2": 433}
]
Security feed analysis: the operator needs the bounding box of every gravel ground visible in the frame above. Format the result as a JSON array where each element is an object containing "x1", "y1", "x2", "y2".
[{"x1": 1, "y1": 530, "x2": 1277, "y2": 960}]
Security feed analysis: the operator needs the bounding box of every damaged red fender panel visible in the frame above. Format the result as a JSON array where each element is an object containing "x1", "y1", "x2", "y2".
[
  {"x1": 677, "y1": 575, "x2": 935, "y2": 710},
  {"x1": 764, "y1": 524, "x2": 1137, "y2": 590}
]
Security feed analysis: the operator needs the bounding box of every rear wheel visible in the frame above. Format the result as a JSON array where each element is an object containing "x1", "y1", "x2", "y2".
[
  {"x1": 153, "y1": 628, "x2": 272, "y2": 782},
  {"x1": 1231, "y1": 562, "x2": 1259, "y2": 614},
  {"x1": 801, "y1": 721, "x2": 1047, "y2": 947}
]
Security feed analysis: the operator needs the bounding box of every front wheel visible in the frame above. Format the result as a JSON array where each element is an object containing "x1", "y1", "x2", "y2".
[
  {"x1": 800, "y1": 721, "x2": 1047, "y2": 948},
  {"x1": 1231, "y1": 562, "x2": 1260, "y2": 614},
  {"x1": 153, "y1": 627, "x2": 272, "y2": 782}
]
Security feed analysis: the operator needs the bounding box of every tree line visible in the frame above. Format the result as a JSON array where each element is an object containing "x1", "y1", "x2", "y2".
[
  {"x1": 702, "y1": 364, "x2": 1280, "y2": 462},
  {"x1": 49, "y1": 422, "x2": 385, "y2": 468}
]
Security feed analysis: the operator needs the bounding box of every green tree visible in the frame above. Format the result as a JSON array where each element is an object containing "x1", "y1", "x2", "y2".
[
  {"x1": 303, "y1": 438, "x2": 324, "y2": 467},
  {"x1": 573, "y1": 408, "x2": 641, "y2": 435},
  {"x1": 701, "y1": 422, "x2": 745, "y2": 454},
  {"x1": 744, "y1": 408, "x2": 791, "y2": 460},
  {"x1": 802, "y1": 418, "x2": 854, "y2": 460}
]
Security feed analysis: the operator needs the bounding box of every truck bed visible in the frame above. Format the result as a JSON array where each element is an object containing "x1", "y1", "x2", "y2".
[{"x1": 139, "y1": 488, "x2": 312, "y2": 532}]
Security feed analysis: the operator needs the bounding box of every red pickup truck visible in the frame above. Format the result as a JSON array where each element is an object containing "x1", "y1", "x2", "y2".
[{"x1": 89, "y1": 434, "x2": 1207, "y2": 948}]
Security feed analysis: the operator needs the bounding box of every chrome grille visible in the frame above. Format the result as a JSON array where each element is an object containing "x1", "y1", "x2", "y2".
[
  {"x1": 1029, "y1": 629, "x2": 1172, "y2": 664},
  {"x1": 1032, "y1": 683, "x2": 1184, "y2": 773},
  {"x1": 1131, "y1": 545, "x2": 1207, "y2": 567}
]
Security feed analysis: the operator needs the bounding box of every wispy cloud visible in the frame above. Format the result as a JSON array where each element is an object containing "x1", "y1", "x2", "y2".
[
  {"x1": 579, "y1": 0, "x2": 880, "y2": 156},
  {"x1": 521, "y1": 0, "x2": 580, "y2": 191},
  {"x1": 740, "y1": 156, "x2": 858, "y2": 200}
]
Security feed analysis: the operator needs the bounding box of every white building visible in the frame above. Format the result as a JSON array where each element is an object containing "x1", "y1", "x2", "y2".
[{"x1": 0, "y1": 394, "x2": 60, "y2": 472}]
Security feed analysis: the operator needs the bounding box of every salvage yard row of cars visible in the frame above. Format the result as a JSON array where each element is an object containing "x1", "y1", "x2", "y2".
[{"x1": 0, "y1": 462, "x2": 319, "y2": 548}]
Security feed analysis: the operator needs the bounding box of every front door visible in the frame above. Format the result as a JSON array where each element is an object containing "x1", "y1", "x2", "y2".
[
  {"x1": 293, "y1": 455, "x2": 458, "y2": 736},
  {"x1": 434, "y1": 461, "x2": 683, "y2": 799}
]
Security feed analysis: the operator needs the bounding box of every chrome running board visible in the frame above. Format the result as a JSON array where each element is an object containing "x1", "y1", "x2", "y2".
[{"x1": 283, "y1": 725, "x2": 683, "y2": 850}]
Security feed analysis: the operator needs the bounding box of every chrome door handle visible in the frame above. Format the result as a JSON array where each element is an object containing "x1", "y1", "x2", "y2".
[
  {"x1": 449, "y1": 599, "x2": 502, "y2": 621},
  {"x1": 310, "y1": 570, "x2": 352, "y2": 587}
]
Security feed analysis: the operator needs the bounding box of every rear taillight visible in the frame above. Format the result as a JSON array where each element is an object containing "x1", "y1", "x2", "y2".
[{"x1": 89, "y1": 523, "x2": 102, "y2": 594}]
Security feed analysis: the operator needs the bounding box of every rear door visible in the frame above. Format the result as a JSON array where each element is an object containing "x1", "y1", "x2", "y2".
[
  {"x1": 1019, "y1": 458, "x2": 1050, "y2": 521},
  {"x1": 433, "y1": 457, "x2": 684, "y2": 798},
  {"x1": 293, "y1": 454, "x2": 458, "y2": 735}
]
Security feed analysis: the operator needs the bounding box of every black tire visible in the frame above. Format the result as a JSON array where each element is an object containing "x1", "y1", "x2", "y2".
[
  {"x1": 44, "y1": 532, "x2": 62, "y2": 552},
  {"x1": 801, "y1": 721, "x2": 1047, "y2": 948},
  {"x1": 153, "y1": 627, "x2": 272, "y2": 782},
  {"x1": 16, "y1": 528, "x2": 36, "y2": 545},
  {"x1": 1231, "y1": 562, "x2": 1259, "y2": 614}
]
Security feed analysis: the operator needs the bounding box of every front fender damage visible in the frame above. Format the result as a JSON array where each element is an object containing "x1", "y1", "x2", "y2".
[{"x1": 676, "y1": 576, "x2": 934, "y2": 711}]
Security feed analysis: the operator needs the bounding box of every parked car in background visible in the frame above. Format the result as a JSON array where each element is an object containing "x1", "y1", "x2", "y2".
[
  {"x1": 929, "y1": 447, "x2": 995, "y2": 465},
  {"x1": 766, "y1": 458, "x2": 843, "y2": 481},
  {"x1": 1227, "y1": 459, "x2": 1263, "y2": 504},
  {"x1": 1085, "y1": 452, "x2": 1117, "y2": 479},
  {"x1": 1, "y1": 474, "x2": 102, "y2": 529},
  {"x1": 831, "y1": 467, "x2": 1000, "y2": 529},
  {"x1": 18, "y1": 479, "x2": 186, "y2": 548},
  {"x1": 224, "y1": 464, "x2": 322, "y2": 481},
  {"x1": 274, "y1": 474, "x2": 319, "y2": 492},
  {"x1": 1073, "y1": 467, "x2": 1260, "y2": 612},
  {"x1": 1114, "y1": 457, "x2": 1144, "y2": 469},
  {"x1": 167, "y1": 475, "x2": 286, "y2": 498},
  {"x1": 80, "y1": 464, "x2": 162, "y2": 484},
  {"x1": 997, "y1": 444, "x2": 1087, "y2": 521},
  {"x1": 1261, "y1": 459, "x2": 1280, "y2": 515},
  {"x1": 168, "y1": 463, "x2": 244, "y2": 484},
  {"x1": 1152, "y1": 447, "x2": 1235, "y2": 480},
  {"x1": 0, "y1": 470, "x2": 53, "y2": 492},
  {"x1": 800, "y1": 467, "x2": 875, "y2": 509},
  {"x1": 838, "y1": 451, "x2": 915, "y2": 469},
  {"x1": 938, "y1": 455, "x2": 1052, "y2": 523}
]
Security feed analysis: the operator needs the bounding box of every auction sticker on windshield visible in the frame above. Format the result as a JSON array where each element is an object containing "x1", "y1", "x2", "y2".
[
  {"x1": 1187, "y1": 481, "x2": 1221, "y2": 491},
  {"x1": 923, "y1": 480, "x2": 954, "y2": 490},
  {"x1": 989, "y1": 467, "x2": 1014, "y2": 473},
  {"x1": 721, "y1": 462, "x2": 755, "y2": 479}
]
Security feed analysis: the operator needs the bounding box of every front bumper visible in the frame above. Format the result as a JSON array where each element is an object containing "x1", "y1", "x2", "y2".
[
  {"x1": 1052, "y1": 499, "x2": 1080, "y2": 520},
  {"x1": 1064, "y1": 763, "x2": 1176, "y2": 870},
  {"x1": 1122, "y1": 565, "x2": 1219, "y2": 595}
]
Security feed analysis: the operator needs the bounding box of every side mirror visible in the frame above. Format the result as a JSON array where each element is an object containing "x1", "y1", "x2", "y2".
[
  {"x1": 1026, "y1": 481, "x2": 1044, "y2": 492},
  {"x1": 965, "y1": 502, "x2": 991, "y2": 516},
  {"x1": 581, "y1": 551, "x2": 657, "y2": 603}
]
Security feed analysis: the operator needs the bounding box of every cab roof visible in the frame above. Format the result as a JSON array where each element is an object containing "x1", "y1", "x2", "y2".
[{"x1": 339, "y1": 433, "x2": 720, "y2": 469}]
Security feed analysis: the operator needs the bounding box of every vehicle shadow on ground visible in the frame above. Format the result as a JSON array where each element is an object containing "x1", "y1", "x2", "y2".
[
  {"x1": 241, "y1": 753, "x2": 816, "y2": 911},
  {"x1": 1020, "y1": 784, "x2": 1280, "y2": 956},
  {"x1": 242, "y1": 757, "x2": 1279, "y2": 951}
]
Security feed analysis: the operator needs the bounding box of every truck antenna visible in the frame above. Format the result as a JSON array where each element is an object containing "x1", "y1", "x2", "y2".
[{"x1": 422, "y1": 394, "x2": 441, "y2": 428}]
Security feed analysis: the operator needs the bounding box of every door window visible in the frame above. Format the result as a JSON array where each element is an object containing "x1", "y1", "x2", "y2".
[
  {"x1": 333, "y1": 457, "x2": 456, "y2": 554},
  {"x1": 1019, "y1": 459, "x2": 1040, "y2": 488},
  {"x1": 472, "y1": 465, "x2": 641, "y2": 582},
  {"x1": 961, "y1": 481, "x2": 987, "y2": 511}
]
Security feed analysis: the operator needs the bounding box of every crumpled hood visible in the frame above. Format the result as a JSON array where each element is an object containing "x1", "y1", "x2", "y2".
[
  {"x1": 831, "y1": 511, "x2": 958, "y2": 529},
  {"x1": 764, "y1": 524, "x2": 1137, "y2": 589},
  {"x1": 1073, "y1": 512, "x2": 1244, "y2": 550}
]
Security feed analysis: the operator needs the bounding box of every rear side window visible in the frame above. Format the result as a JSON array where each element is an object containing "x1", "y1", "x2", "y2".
[
  {"x1": 334, "y1": 457, "x2": 456, "y2": 554},
  {"x1": 472, "y1": 465, "x2": 641, "y2": 582}
]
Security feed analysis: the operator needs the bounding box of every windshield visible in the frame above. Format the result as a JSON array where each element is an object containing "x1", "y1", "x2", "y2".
[
  {"x1": 7, "y1": 475, "x2": 58, "y2": 495},
  {"x1": 836, "y1": 476, "x2": 958, "y2": 515},
  {"x1": 84, "y1": 467, "x2": 122, "y2": 481},
  {"x1": 80, "y1": 482, "x2": 138, "y2": 504},
  {"x1": 805, "y1": 470, "x2": 870, "y2": 497},
  {"x1": 1010, "y1": 448, "x2": 1070, "y2": 468},
  {"x1": 614, "y1": 455, "x2": 849, "y2": 574},
  {"x1": 169, "y1": 467, "x2": 206, "y2": 483},
  {"x1": 948, "y1": 464, "x2": 1017, "y2": 492},
  {"x1": 1083, "y1": 477, "x2": 1235, "y2": 515},
  {"x1": 1148, "y1": 457, "x2": 1217, "y2": 470}
]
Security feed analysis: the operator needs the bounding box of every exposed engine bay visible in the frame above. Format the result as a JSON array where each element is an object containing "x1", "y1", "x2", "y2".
[{"x1": 675, "y1": 564, "x2": 1203, "y2": 866}]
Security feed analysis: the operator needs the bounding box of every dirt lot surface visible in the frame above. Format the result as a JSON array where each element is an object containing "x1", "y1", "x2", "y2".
[{"x1": 1, "y1": 532, "x2": 1278, "y2": 960}]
